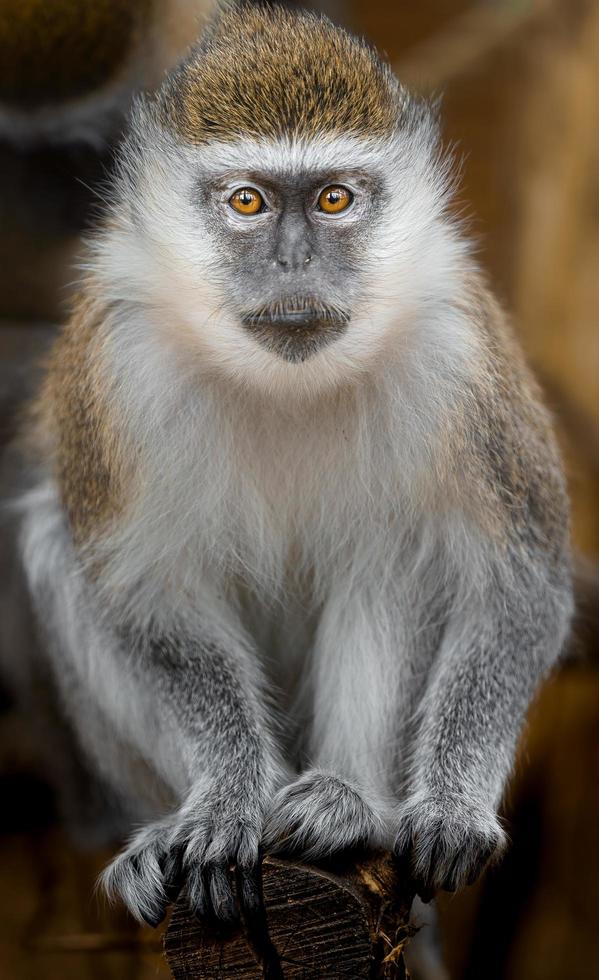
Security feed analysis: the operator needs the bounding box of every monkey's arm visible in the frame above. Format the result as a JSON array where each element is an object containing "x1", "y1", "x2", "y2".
[
  {"x1": 395, "y1": 398, "x2": 573, "y2": 895},
  {"x1": 100, "y1": 623, "x2": 287, "y2": 926}
]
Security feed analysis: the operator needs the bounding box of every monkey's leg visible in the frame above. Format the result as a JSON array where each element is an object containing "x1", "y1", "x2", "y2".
[
  {"x1": 264, "y1": 587, "x2": 401, "y2": 858},
  {"x1": 394, "y1": 548, "x2": 571, "y2": 896}
]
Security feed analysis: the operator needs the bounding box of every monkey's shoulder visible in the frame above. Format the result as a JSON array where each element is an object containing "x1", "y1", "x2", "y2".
[
  {"x1": 451, "y1": 285, "x2": 568, "y2": 556},
  {"x1": 31, "y1": 297, "x2": 131, "y2": 545}
]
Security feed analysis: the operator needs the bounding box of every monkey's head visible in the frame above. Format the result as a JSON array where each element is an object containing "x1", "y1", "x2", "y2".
[{"x1": 105, "y1": 4, "x2": 465, "y2": 397}]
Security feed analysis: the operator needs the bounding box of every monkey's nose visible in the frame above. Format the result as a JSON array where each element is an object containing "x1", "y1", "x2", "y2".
[{"x1": 276, "y1": 248, "x2": 313, "y2": 271}]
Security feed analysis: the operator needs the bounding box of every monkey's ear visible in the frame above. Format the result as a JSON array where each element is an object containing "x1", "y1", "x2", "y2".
[
  {"x1": 427, "y1": 92, "x2": 446, "y2": 145},
  {"x1": 429, "y1": 91, "x2": 445, "y2": 120},
  {"x1": 396, "y1": 88, "x2": 443, "y2": 145}
]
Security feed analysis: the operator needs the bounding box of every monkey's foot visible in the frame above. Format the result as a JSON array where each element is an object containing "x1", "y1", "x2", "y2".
[
  {"x1": 394, "y1": 792, "x2": 506, "y2": 898},
  {"x1": 262, "y1": 770, "x2": 388, "y2": 861},
  {"x1": 101, "y1": 794, "x2": 263, "y2": 927}
]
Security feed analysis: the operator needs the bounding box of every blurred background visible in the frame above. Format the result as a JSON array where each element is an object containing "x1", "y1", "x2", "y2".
[{"x1": 0, "y1": 1, "x2": 597, "y2": 977}]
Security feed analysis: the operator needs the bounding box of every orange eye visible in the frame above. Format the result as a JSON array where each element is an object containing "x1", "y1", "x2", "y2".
[
  {"x1": 317, "y1": 185, "x2": 353, "y2": 214},
  {"x1": 229, "y1": 187, "x2": 264, "y2": 215}
]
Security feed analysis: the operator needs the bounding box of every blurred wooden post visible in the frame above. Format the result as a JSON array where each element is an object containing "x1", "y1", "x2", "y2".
[{"x1": 163, "y1": 853, "x2": 414, "y2": 979}]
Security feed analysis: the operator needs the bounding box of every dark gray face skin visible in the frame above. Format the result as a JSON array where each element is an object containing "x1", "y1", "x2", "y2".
[{"x1": 197, "y1": 169, "x2": 384, "y2": 362}]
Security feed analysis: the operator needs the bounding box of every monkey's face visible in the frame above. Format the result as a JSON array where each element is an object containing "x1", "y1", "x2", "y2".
[{"x1": 196, "y1": 145, "x2": 386, "y2": 366}]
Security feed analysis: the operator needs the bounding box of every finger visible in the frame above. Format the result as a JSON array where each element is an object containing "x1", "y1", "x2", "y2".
[
  {"x1": 160, "y1": 844, "x2": 185, "y2": 904},
  {"x1": 139, "y1": 905, "x2": 167, "y2": 928},
  {"x1": 208, "y1": 864, "x2": 239, "y2": 922},
  {"x1": 187, "y1": 865, "x2": 210, "y2": 920},
  {"x1": 129, "y1": 853, "x2": 167, "y2": 927},
  {"x1": 236, "y1": 863, "x2": 262, "y2": 915},
  {"x1": 465, "y1": 838, "x2": 497, "y2": 887},
  {"x1": 414, "y1": 878, "x2": 436, "y2": 904}
]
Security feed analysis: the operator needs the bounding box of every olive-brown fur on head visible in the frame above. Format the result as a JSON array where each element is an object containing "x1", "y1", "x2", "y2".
[{"x1": 159, "y1": 4, "x2": 410, "y2": 144}]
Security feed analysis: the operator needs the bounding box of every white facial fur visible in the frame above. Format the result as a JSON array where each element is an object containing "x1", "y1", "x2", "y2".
[{"x1": 92, "y1": 120, "x2": 471, "y2": 400}]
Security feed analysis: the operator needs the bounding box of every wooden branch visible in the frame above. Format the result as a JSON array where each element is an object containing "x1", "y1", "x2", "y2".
[{"x1": 163, "y1": 852, "x2": 414, "y2": 979}]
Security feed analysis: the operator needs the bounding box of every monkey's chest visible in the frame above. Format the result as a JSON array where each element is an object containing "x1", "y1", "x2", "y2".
[{"x1": 233, "y1": 572, "x2": 319, "y2": 706}]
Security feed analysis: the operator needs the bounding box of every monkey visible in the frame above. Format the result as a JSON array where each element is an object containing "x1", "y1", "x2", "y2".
[{"x1": 0, "y1": 4, "x2": 573, "y2": 928}]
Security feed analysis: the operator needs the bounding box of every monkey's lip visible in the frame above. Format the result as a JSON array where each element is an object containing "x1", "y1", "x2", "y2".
[
  {"x1": 240, "y1": 304, "x2": 350, "y2": 362},
  {"x1": 241, "y1": 307, "x2": 350, "y2": 330}
]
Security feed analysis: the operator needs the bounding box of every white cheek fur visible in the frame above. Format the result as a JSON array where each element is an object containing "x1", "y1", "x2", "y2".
[{"x1": 93, "y1": 129, "x2": 469, "y2": 400}]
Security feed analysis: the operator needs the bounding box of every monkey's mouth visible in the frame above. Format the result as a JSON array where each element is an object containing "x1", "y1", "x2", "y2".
[{"x1": 241, "y1": 301, "x2": 350, "y2": 363}]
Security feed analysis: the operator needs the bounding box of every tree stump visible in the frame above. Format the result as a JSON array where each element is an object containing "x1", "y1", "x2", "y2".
[{"x1": 163, "y1": 852, "x2": 414, "y2": 979}]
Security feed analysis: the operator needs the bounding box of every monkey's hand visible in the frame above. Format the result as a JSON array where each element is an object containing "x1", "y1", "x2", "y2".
[
  {"x1": 262, "y1": 770, "x2": 390, "y2": 860},
  {"x1": 101, "y1": 782, "x2": 267, "y2": 927},
  {"x1": 393, "y1": 792, "x2": 506, "y2": 899}
]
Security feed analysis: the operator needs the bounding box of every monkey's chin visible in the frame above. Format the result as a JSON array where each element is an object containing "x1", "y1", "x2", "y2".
[{"x1": 240, "y1": 311, "x2": 350, "y2": 363}]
